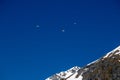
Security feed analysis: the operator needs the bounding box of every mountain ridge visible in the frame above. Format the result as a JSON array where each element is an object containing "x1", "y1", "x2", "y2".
[{"x1": 46, "y1": 46, "x2": 120, "y2": 80}]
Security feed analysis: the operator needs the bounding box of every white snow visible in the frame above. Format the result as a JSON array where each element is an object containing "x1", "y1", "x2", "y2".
[
  {"x1": 87, "y1": 59, "x2": 99, "y2": 66},
  {"x1": 56, "y1": 66, "x2": 80, "y2": 78},
  {"x1": 118, "y1": 60, "x2": 120, "y2": 62},
  {"x1": 46, "y1": 66, "x2": 81, "y2": 80},
  {"x1": 67, "y1": 72, "x2": 83, "y2": 80},
  {"x1": 103, "y1": 46, "x2": 120, "y2": 58}
]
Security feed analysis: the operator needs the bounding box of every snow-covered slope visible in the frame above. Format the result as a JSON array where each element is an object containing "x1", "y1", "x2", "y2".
[
  {"x1": 46, "y1": 46, "x2": 120, "y2": 80},
  {"x1": 46, "y1": 66, "x2": 82, "y2": 80}
]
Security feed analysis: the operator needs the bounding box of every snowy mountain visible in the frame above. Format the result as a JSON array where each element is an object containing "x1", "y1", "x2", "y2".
[{"x1": 46, "y1": 46, "x2": 120, "y2": 80}]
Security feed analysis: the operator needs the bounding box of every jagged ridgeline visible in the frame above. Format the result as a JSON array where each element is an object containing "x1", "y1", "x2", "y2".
[{"x1": 46, "y1": 46, "x2": 120, "y2": 80}]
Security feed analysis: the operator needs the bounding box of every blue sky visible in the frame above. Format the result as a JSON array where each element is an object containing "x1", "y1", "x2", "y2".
[{"x1": 0, "y1": 0, "x2": 120, "y2": 80}]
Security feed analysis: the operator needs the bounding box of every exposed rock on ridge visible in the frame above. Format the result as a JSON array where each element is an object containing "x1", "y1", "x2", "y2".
[{"x1": 81, "y1": 46, "x2": 120, "y2": 80}]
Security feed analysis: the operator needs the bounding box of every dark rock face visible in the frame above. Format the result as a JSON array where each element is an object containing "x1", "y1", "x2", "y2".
[{"x1": 81, "y1": 48, "x2": 120, "y2": 80}]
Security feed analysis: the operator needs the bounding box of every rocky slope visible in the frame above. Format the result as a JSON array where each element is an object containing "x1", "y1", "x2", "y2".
[{"x1": 46, "y1": 46, "x2": 120, "y2": 80}]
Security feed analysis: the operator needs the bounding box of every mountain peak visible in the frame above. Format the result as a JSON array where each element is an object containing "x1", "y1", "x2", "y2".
[
  {"x1": 46, "y1": 46, "x2": 120, "y2": 80},
  {"x1": 46, "y1": 66, "x2": 81, "y2": 80}
]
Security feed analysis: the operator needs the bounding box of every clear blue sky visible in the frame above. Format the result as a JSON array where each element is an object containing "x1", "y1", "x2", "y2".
[{"x1": 0, "y1": 0, "x2": 120, "y2": 80}]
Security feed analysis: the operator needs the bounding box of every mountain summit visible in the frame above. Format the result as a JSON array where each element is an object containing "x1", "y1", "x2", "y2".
[{"x1": 46, "y1": 46, "x2": 120, "y2": 80}]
